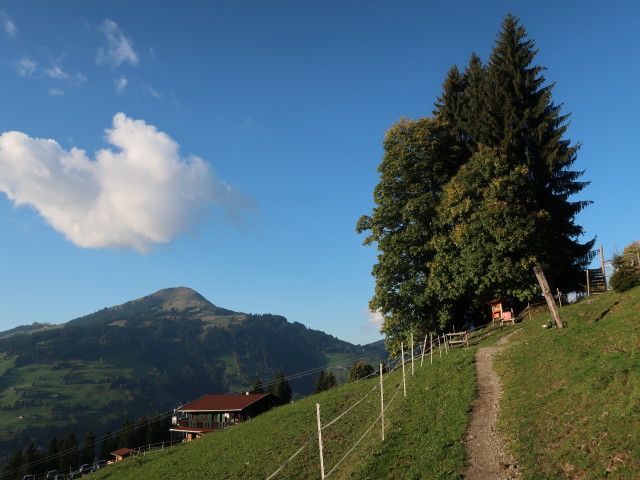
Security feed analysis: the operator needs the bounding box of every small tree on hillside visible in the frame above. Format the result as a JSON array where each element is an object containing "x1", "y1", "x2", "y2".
[
  {"x1": 348, "y1": 362, "x2": 375, "y2": 382},
  {"x1": 610, "y1": 241, "x2": 640, "y2": 292},
  {"x1": 313, "y1": 370, "x2": 337, "y2": 394},
  {"x1": 269, "y1": 372, "x2": 292, "y2": 405},
  {"x1": 250, "y1": 378, "x2": 265, "y2": 394}
]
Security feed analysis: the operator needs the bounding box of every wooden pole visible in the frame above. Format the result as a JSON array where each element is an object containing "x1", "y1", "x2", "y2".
[
  {"x1": 430, "y1": 333, "x2": 433, "y2": 365},
  {"x1": 438, "y1": 336, "x2": 442, "y2": 358},
  {"x1": 316, "y1": 403, "x2": 325, "y2": 479},
  {"x1": 586, "y1": 269, "x2": 590, "y2": 296},
  {"x1": 411, "y1": 333, "x2": 415, "y2": 376},
  {"x1": 599, "y1": 246, "x2": 608, "y2": 290},
  {"x1": 444, "y1": 335, "x2": 449, "y2": 354},
  {"x1": 557, "y1": 288, "x2": 562, "y2": 308},
  {"x1": 401, "y1": 342, "x2": 406, "y2": 397},
  {"x1": 379, "y1": 363, "x2": 385, "y2": 441},
  {"x1": 534, "y1": 266, "x2": 564, "y2": 329},
  {"x1": 420, "y1": 334, "x2": 427, "y2": 367}
]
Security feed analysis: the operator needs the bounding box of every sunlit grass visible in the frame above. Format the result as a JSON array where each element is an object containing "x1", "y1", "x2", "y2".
[
  {"x1": 90, "y1": 346, "x2": 476, "y2": 480},
  {"x1": 496, "y1": 286, "x2": 640, "y2": 479}
]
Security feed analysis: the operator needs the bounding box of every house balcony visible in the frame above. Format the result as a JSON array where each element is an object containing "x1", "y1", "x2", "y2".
[{"x1": 176, "y1": 419, "x2": 237, "y2": 430}]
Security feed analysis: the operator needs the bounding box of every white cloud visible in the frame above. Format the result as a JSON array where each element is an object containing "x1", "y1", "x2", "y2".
[
  {"x1": 96, "y1": 19, "x2": 139, "y2": 68},
  {"x1": 14, "y1": 58, "x2": 36, "y2": 77},
  {"x1": 44, "y1": 65, "x2": 70, "y2": 80},
  {"x1": 0, "y1": 113, "x2": 255, "y2": 252},
  {"x1": 49, "y1": 88, "x2": 64, "y2": 97},
  {"x1": 1, "y1": 11, "x2": 16, "y2": 37},
  {"x1": 362, "y1": 309, "x2": 384, "y2": 333},
  {"x1": 114, "y1": 76, "x2": 127, "y2": 95},
  {"x1": 143, "y1": 85, "x2": 161, "y2": 99},
  {"x1": 44, "y1": 64, "x2": 86, "y2": 86}
]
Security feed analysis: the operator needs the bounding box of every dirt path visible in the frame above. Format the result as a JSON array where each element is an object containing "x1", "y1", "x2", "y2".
[{"x1": 463, "y1": 331, "x2": 521, "y2": 480}]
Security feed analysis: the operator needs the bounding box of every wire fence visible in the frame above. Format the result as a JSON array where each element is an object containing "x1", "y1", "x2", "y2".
[{"x1": 264, "y1": 329, "x2": 480, "y2": 480}]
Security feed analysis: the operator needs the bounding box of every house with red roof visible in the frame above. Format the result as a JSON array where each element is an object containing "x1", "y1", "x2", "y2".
[
  {"x1": 110, "y1": 447, "x2": 132, "y2": 462},
  {"x1": 170, "y1": 393, "x2": 276, "y2": 441}
]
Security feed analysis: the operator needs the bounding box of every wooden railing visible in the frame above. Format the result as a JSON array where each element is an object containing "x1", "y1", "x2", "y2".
[{"x1": 176, "y1": 419, "x2": 236, "y2": 430}]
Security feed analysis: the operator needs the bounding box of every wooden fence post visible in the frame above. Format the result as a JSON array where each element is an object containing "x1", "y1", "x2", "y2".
[
  {"x1": 379, "y1": 363, "x2": 385, "y2": 441},
  {"x1": 430, "y1": 333, "x2": 433, "y2": 365},
  {"x1": 421, "y1": 334, "x2": 427, "y2": 367},
  {"x1": 411, "y1": 332, "x2": 415, "y2": 376},
  {"x1": 534, "y1": 266, "x2": 564, "y2": 328},
  {"x1": 586, "y1": 269, "x2": 590, "y2": 296},
  {"x1": 401, "y1": 342, "x2": 406, "y2": 397},
  {"x1": 316, "y1": 403, "x2": 325, "y2": 479}
]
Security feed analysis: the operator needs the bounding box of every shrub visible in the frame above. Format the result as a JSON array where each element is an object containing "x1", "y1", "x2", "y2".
[
  {"x1": 610, "y1": 242, "x2": 640, "y2": 292},
  {"x1": 348, "y1": 362, "x2": 375, "y2": 382}
]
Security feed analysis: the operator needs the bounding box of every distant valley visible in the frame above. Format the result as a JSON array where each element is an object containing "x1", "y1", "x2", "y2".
[{"x1": 0, "y1": 287, "x2": 386, "y2": 457}]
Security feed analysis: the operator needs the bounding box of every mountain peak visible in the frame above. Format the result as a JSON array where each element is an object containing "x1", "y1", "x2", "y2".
[{"x1": 149, "y1": 287, "x2": 214, "y2": 310}]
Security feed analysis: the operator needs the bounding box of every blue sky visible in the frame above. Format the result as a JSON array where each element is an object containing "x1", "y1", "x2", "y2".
[{"x1": 0, "y1": 1, "x2": 638, "y2": 345}]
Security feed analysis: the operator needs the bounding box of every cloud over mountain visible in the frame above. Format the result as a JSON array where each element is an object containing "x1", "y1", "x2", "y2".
[{"x1": 0, "y1": 113, "x2": 255, "y2": 252}]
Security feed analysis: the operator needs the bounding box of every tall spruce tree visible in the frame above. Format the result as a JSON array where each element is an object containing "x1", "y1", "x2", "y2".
[{"x1": 479, "y1": 14, "x2": 594, "y2": 288}]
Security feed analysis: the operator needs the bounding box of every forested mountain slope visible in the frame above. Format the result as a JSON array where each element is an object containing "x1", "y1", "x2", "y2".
[{"x1": 0, "y1": 287, "x2": 385, "y2": 457}]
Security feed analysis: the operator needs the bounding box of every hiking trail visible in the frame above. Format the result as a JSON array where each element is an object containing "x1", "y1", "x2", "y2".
[{"x1": 463, "y1": 330, "x2": 521, "y2": 480}]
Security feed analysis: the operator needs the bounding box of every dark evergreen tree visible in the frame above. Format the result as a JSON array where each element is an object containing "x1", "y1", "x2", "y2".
[
  {"x1": 2, "y1": 449, "x2": 23, "y2": 480},
  {"x1": 250, "y1": 378, "x2": 265, "y2": 394},
  {"x1": 117, "y1": 419, "x2": 133, "y2": 450},
  {"x1": 313, "y1": 370, "x2": 337, "y2": 394},
  {"x1": 433, "y1": 65, "x2": 467, "y2": 128},
  {"x1": 99, "y1": 431, "x2": 116, "y2": 462},
  {"x1": 58, "y1": 432, "x2": 78, "y2": 474},
  {"x1": 133, "y1": 416, "x2": 148, "y2": 448},
  {"x1": 47, "y1": 436, "x2": 59, "y2": 472},
  {"x1": 479, "y1": 14, "x2": 594, "y2": 288},
  {"x1": 80, "y1": 430, "x2": 96, "y2": 465},
  {"x1": 268, "y1": 372, "x2": 292, "y2": 404},
  {"x1": 143, "y1": 416, "x2": 163, "y2": 446}
]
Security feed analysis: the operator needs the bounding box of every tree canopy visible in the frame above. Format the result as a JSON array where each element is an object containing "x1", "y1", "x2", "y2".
[
  {"x1": 348, "y1": 362, "x2": 375, "y2": 382},
  {"x1": 358, "y1": 15, "x2": 594, "y2": 344}
]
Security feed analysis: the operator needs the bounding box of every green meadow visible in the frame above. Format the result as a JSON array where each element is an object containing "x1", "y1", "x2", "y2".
[{"x1": 10, "y1": 285, "x2": 640, "y2": 479}]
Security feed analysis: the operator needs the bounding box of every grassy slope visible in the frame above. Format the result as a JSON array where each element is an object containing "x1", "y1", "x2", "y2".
[
  {"x1": 0, "y1": 357, "x2": 155, "y2": 440},
  {"x1": 496, "y1": 286, "x2": 640, "y2": 479},
  {"x1": 18, "y1": 286, "x2": 638, "y2": 479},
  {"x1": 89, "y1": 347, "x2": 476, "y2": 480}
]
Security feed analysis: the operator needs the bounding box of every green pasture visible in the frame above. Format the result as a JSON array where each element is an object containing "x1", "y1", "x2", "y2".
[
  {"x1": 496, "y1": 286, "x2": 640, "y2": 479},
  {"x1": 89, "y1": 343, "x2": 476, "y2": 480}
]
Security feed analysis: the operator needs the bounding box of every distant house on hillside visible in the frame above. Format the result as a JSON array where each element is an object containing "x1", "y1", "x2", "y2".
[
  {"x1": 110, "y1": 447, "x2": 132, "y2": 462},
  {"x1": 170, "y1": 393, "x2": 277, "y2": 441}
]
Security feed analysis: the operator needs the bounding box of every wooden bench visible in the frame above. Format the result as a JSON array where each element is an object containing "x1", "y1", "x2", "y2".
[
  {"x1": 500, "y1": 311, "x2": 515, "y2": 326},
  {"x1": 445, "y1": 331, "x2": 469, "y2": 347}
]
